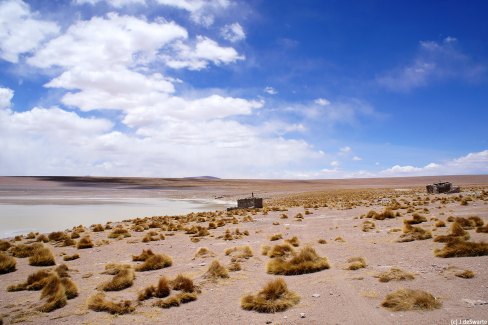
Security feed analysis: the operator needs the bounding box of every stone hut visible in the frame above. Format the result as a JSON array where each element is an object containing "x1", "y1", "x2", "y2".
[{"x1": 426, "y1": 182, "x2": 460, "y2": 194}]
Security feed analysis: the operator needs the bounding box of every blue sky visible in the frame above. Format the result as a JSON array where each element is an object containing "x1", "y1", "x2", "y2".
[{"x1": 0, "y1": 0, "x2": 487, "y2": 178}]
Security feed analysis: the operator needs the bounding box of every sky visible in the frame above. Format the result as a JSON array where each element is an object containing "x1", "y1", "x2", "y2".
[{"x1": 0, "y1": 0, "x2": 487, "y2": 179}]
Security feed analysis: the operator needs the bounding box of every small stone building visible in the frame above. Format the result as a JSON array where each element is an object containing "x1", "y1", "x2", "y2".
[
  {"x1": 426, "y1": 182, "x2": 460, "y2": 194},
  {"x1": 237, "y1": 197, "x2": 263, "y2": 209}
]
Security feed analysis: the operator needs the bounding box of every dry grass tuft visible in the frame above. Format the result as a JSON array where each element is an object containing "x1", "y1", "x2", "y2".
[
  {"x1": 135, "y1": 253, "x2": 172, "y2": 272},
  {"x1": 404, "y1": 213, "x2": 427, "y2": 225},
  {"x1": 154, "y1": 292, "x2": 198, "y2": 309},
  {"x1": 317, "y1": 239, "x2": 327, "y2": 244},
  {"x1": 0, "y1": 240, "x2": 11, "y2": 251},
  {"x1": 29, "y1": 247, "x2": 56, "y2": 266},
  {"x1": 435, "y1": 220, "x2": 446, "y2": 227},
  {"x1": 132, "y1": 249, "x2": 154, "y2": 261},
  {"x1": 108, "y1": 227, "x2": 131, "y2": 239},
  {"x1": 270, "y1": 233, "x2": 283, "y2": 241},
  {"x1": 434, "y1": 240, "x2": 488, "y2": 258},
  {"x1": 76, "y1": 236, "x2": 94, "y2": 249},
  {"x1": 138, "y1": 276, "x2": 171, "y2": 301},
  {"x1": 225, "y1": 245, "x2": 253, "y2": 261},
  {"x1": 362, "y1": 221, "x2": 375, "y2": 232},
  {"x1": 91, "y1": 224, "x2": 105, "y2": 232},
  {"x1": 9, "y1": 242, "x2": 43, "y2": 258},
  {"x1": 87, "y1": 293, "x2": 135, "y2": 314},
  {"x1": 48, "y1": 232, "x2": 70, "y2": 242},
  {"x1": 229, "y1": 261, "x2": 242, "y2": 271},
  {"x1": 100, "y1": 264, "x2": 135, "y2": 291},
  {"x1": 381, "y1": 288, "x2": 441, "y2": 311},
  {"x1": 267, "y1": 245, "x2": 329, "y2": 275},
  {"x1": 60, "y1": 277, "x2": 78, "y2": 299},
  {"x1": 455, "y1": 270, "x2": 475, "y2": 278},
  {"x1": 241, "y1": 278, "x2": 300, "y2": 313},
  {"x1": 193, "y1": 247, "x2": 215, "y2": 259},
  {"x1": 38, "y1": 274, "x2": 67, "y2": 312},
  {"x1": 205, "y1": 260, "x2": 229, "y2": 279},
  {"x1": 63, "y1": 253, "x2": 79, "y2": 261},
  {"x1": 347, "y1": 257, "x2": 367, "y2": 270},
  {"x1": 397, "y1": 224, "x2": 432, "y2": 242},
  {"x1": 477, "y1": 224, "x2": 488, "y2": 233},
  {"x1": 266, "y1": 244, "x2": 294, "y2": 258},
  {"x1": 0, "y1": 252, "x2": 16, "y2": 274},
  {"x1": 375, "y1": 268, "x2": 415, "y2": 282},
  {"x1": 434, "y1": 222, "x2": 470, "y2": 242},
  {"x1": 7, "y1": 269, "x2": 52, "y2": 291},
  {"x1": 171, "y1": 274, "x2": 196, "y2": 293},
  {"x1": 284, "y1": 236, "x2": 300, "y2": 247}
]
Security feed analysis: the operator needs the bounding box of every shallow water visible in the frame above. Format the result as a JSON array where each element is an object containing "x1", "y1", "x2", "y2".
[{"x1": 0, "y1": 197, "x2": 233, "y2": 238}]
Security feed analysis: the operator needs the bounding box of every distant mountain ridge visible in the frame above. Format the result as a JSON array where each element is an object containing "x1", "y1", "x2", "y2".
[{"x1": 183, "y1": 176, "x2": 220, "y2": 180}]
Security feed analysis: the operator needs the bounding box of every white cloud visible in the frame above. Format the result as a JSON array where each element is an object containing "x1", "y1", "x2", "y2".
[
  {"x1": 155, "y1": 0, "x2": 230, "y2": 26},
  {"x1": 377, "y1": 37, "x2": 485, "y2": 92},
  {"x1": 220, "y1": 23, "x2": 245, "y2": 42},
  {"x1": 339, "y1": 146, "x2": 351, "y2": 154},
  {"x1": 352, "y1": 156, "x2": 362, "y2": 161},
  {"x1": 301, "y1": 98, "x2": 376, "y2": 126},
  {"x1": 28, "y1": 13, "x2": 188, "y2": 70},
  {"x1": 0, "y1": 0, "x2": 59, "y2": 63},
  {"x1": 0, "y1": 87, "x2": 14, "y2": 109},
  {"x1": 330, "y1": 161, "x2": 340, "y2": 167},
  {"x1": 264, "y1": 86, "x2": 278, "y2": 95},
  {"x1": 163, "y1": 36, "x2": 244, "y2": 70},
  {"x1": 379, "y1": 150, "x2": 488, "y2": 176},
  {"x1": 75, "y1": 0, "x2": 145, "y2": 7},
  {"x1": 314, "y1": 98, "x2": 330, "y2": 106}
]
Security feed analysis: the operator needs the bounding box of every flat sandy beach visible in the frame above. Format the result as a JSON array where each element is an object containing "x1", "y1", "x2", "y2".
[{"x1": 0, "y1": 176, "x2": 487, "y2": 324}]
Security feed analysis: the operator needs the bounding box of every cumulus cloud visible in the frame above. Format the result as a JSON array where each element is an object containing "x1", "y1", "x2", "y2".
[
  {"x1": 352, "y1": 156, "x2": 362, "y2": 161},
  {"x1": 0, "y1": 87, "x2": 14, "y2": 109},
  {"x1": 264, "y1": 86, "x2": 278, "y2": 95},
  {"x1": 379, "y1": 150, "x2": 488, "y2": 176},
  {"x1": 155, "y1": 0, "x2": 230, "y2": 26},
  {"x1": 377, "y1": 37, "x2": 486, "y2": 92},
  {"x1": 301, "y1": 98, "x2": 376, "y2": 126},
  {"x1": 220, "y1": 23, "x2": 245, "y2": 42},
  {"x1": 0, "y1": 0, "x2": 59, "y2": 63},
  {"x1": 162, "y1": 36, "x2": 244, "y2": 70},
  {"x1": 75, "y1": 0, "x2": 145, "y2": 7},
  {"x1": 314, "y1": 98, "x2": 330, "y2": 106}
]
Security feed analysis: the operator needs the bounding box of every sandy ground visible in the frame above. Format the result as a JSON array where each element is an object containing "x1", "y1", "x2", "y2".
[{"x1": 0, "y1": 176, "x2": 487, "y2": 324}]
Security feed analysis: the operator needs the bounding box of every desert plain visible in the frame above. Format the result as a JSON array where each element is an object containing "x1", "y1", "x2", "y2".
[{"x1": 0, "y1": 175, "x2": 487, "y2": 325}]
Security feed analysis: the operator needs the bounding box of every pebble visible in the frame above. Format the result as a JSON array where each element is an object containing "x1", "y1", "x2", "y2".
[
  {"x1": 300, "y1": 313, "x2": 306, "y2": 318},
  {"x1": 312, "y1": 294, "x2": 320, "y2": 298},
  {"x1": 462, "y1": 299, "x2": 488, "y2": 307},
  {"x1": 198, "y1": 263, "x2": 206, "y2": 266},
  {"x1": 266, "y1": 321, "x2": 272, "y2": 324}
]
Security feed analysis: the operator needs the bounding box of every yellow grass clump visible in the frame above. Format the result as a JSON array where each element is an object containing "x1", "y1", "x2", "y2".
[
  {"x1": 154, "y1": 292, "x2": 198, "y2": 309},
  {"x1": 455, "y1": 270, "x2": 475, "y2": 278},
  {"x1": 266, "y1": 244, "x2": 294, "y2": 258},
  {"x1": 381, "y1": 288, "x2": 441, "y2": 311},
  {"x1": 193, "y1": 247, "x2": 215, "y2": 259},
  {"x1": 0, "y1": 240, "x2": 11, "y2": 251},
  {"x1": 138, "y1": 276, "x2": 171, "y2": 301},
  {"x1": 375, "y1": 268, "x2": 415, "y2": 282},
  {"x1": 205, "y1": 260, "x2": 229, "y2": 279},
  {"x1": 267, "y1": 245, "x2": 329, "y2": 275},
  {"x1": 76, "y1": 236, "x2": 94, "y2": 249},
  {"x1": 135, "y1": 254, "x2": 172, "y2": 272},
  {"x1": 170, "y1": 274, "x2": 197, "y2": 293},
  {"x1": 362, "y1": 220, "x2": 376, "y2": 232},
  {"x1": 132, "y1": 249, "x2": 155, "y2": 261},
  {"x1": 347, "y1": 257, "x2": 367, "y2": 270},
  {"x1": 63, "y1": 253, "x2": 80, "y2": 261},
  {"x1": 100, "y1": 264, "x2": 135, "y2": 291},
  {"x1": 9, "y1": 242, "x2": 43, "y2": 258},
  {"x1": 434, "y1": 240, "x2": 488, "y2": 258},
  {"x1": 229, "y1": 261, "x2": 242, "y2": 271},
  {"x1": 87, "y1": 293, "x2": 135, "y2": 314},
  {"x1": 241, "y1": 278, "x2": 300, "y2": 313},
  {"x1": 397, "y1": 224, "x2": 432, "y2": 242},
  {"x1": 0, "y1": 252, "x2": 16, "y2": 274},
  {"x1": 225, "y1": 245, "x2": 253, "y2": 261},
  {"x1": 433, "y1": 222, "x2": 470, "y2": 242},
  {"x1": 108, "y1": 227, "x2": 131, "y2": 239},
  {"x1": 38, "y1": 274, "x2": 67, "y2": 312},
  {"x1": 91, "y1": 224, "x2": 105, "y2": 232},
  {"x1": 29, "y1": 247, "x2": 56, "y2": 266},
  {"x1": 269, "y1": 233, "x2": 283, "y2": 241},
  {"x1": 404, "y1": 213, "x2": 427, "y2": 225},
  {"x1": 285, "y1": 236, "x2": 300, "y2": 247}
]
